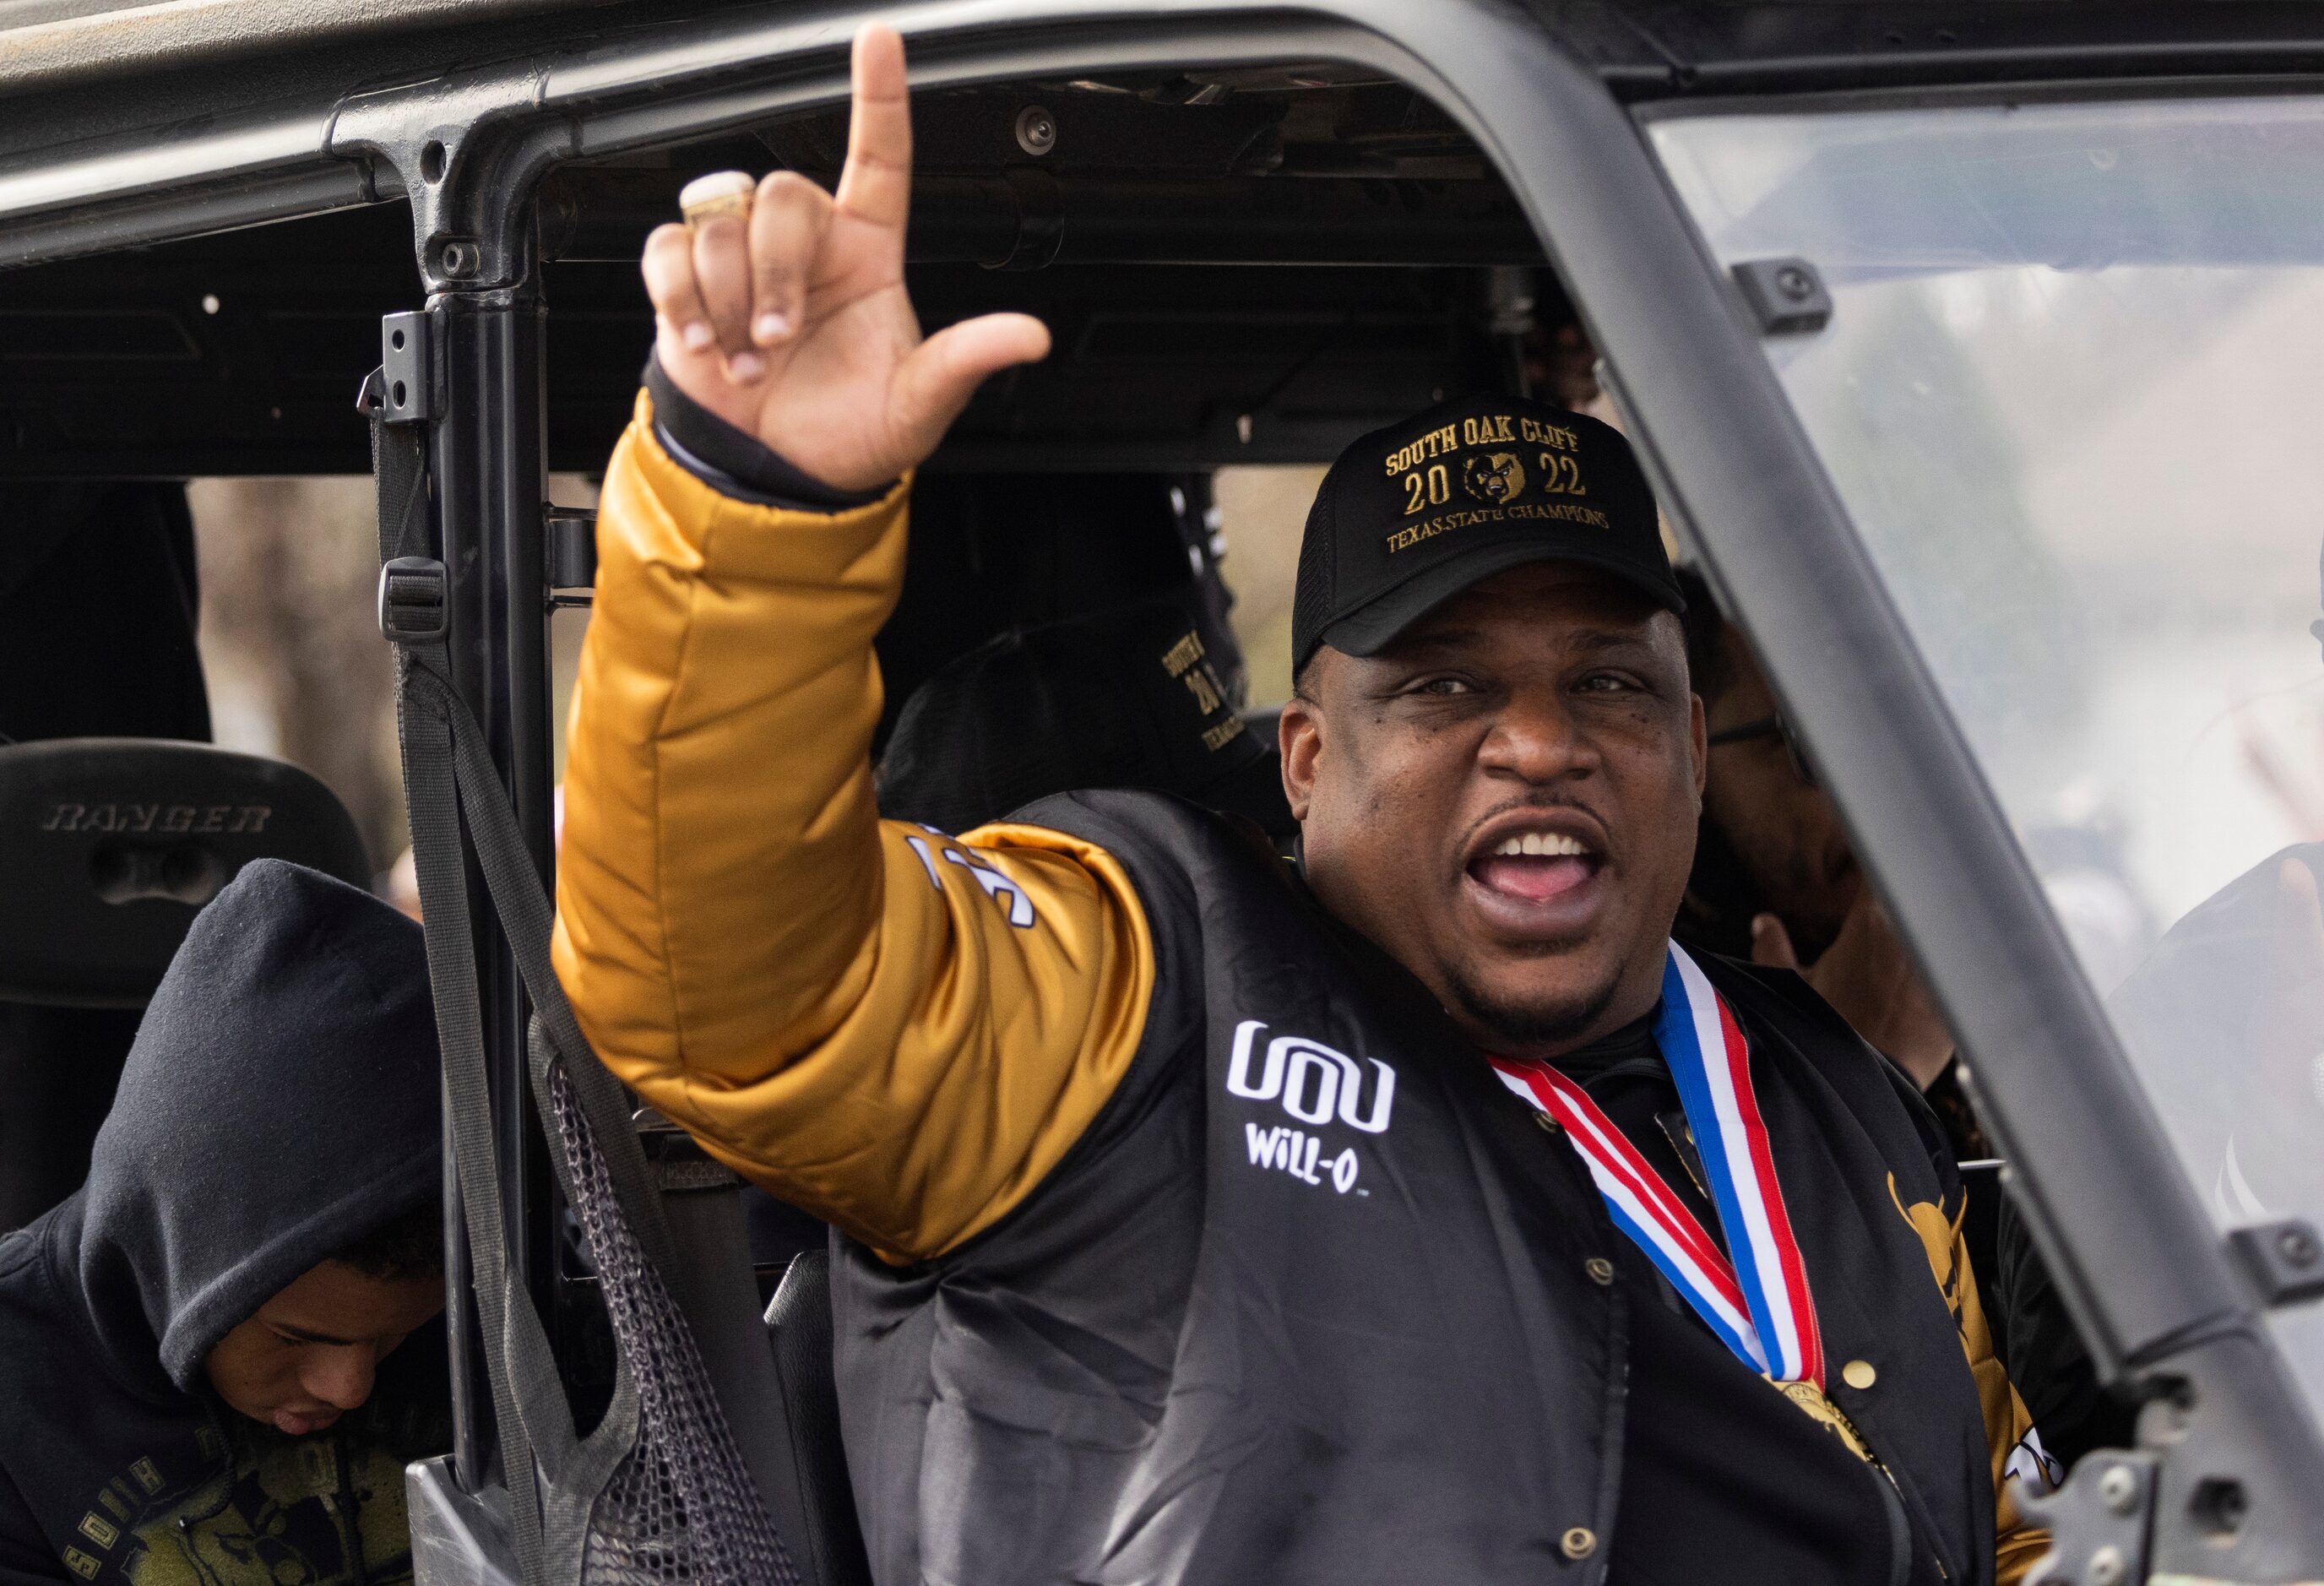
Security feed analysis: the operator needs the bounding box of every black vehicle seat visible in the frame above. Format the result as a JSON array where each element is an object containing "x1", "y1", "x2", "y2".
[
  {"x1": 0, "y1": 737, "x2": 371, "y2": 1007},
  {"x1": 876, "y1": 590, "x2": 1295, "y2": 845},
  {"x1": 0, "y1": 483, "x2": 223, "y2": 1232},
  {"x1": 763, "y1": 1251, "x2": 873, "y2": 1586},
  {"x1": 874, "y1": 472, "x2": 1241, "y2": 754},
  {"x1": 0, "y1": 737, "x2": 370, "y2": 1226}
]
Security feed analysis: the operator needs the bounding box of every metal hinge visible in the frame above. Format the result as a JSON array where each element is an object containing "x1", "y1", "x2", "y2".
[
  {"x1": 1733, "y1": 257, "x2": 1832, "y2": 336},
  {"x1": 378, "y1": 310, "x2": 434, "y2": 423},
  {"x1": 2229, "y1": 1219, "x2": 2324, "y2": 1306},
  {"x1": 2023, "y1": 1449, "x2": 2155, "y2": 1586},
  {"x1": 546, "y1": 507, "x2": 597, "y2": 608}
]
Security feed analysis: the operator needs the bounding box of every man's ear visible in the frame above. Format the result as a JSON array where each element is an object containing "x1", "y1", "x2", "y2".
[
  {"x1": 1688, "y1": 691, "x2": 1708, "y2": 802},
  {"x1": 1279, "y1": 684, "x2": 1324, "y2": 824}
]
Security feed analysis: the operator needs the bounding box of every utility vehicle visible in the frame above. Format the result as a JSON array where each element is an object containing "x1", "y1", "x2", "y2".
[{"x1": 6, "y1": 3, "x2": 2324, "y2": 1581}]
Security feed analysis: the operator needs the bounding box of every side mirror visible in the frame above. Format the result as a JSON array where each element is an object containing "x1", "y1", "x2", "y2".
[{"x1": 0, "y1": 738, "x2": 369, "y2": 1007}]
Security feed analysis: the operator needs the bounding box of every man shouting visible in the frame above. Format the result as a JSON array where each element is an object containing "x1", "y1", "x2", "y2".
[{"x1": 552, "y1": 24, "x2": 2049, "y2": 1585}]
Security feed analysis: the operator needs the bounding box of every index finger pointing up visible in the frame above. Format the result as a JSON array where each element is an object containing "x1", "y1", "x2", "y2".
[{"x1": 834, "y1": 23, "x2": 913, "y2": 233}]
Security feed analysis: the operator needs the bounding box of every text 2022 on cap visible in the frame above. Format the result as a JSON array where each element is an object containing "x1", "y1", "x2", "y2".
[{"x1": 1291, "y1": 393, "x2": 1681, "y2": 673}]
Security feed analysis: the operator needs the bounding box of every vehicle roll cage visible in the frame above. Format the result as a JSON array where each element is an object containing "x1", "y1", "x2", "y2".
[{"x1": 7, "y1": 1, "x2": 2324, "y2": 1578}]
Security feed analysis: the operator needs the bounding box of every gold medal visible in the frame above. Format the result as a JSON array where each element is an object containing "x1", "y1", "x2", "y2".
[{"x1": 1767, "y1": 1374, "x2": 1877, "y2": 1464}]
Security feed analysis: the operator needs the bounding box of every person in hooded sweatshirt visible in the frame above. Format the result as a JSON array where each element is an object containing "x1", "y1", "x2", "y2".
[{"x1": 0, "y1": 860, "x2": 450, "y2": 1586}]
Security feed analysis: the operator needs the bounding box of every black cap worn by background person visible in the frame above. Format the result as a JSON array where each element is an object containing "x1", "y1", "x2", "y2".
[
  {"x1": 877, "y1": 594, "x2": 1295, "y2": 841},
  {"x1": 1291, "y1": 392, "x2": 1682, "y2": 675}
]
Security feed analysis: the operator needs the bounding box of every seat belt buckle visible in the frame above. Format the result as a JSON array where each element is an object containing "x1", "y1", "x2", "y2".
[{"x1": 378, "y1": 556, "x2": 449, "y2": 644}]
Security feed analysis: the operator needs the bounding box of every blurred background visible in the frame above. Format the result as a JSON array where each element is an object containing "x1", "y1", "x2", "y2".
[
  {"x1": 187, "y1": 463, "x2": 1328, "y2": 883},
  {"x1": 187, "y1": 477, "x2": 405, "y2": 875}
]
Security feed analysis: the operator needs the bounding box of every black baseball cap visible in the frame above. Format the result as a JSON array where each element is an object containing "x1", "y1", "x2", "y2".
[
  {"x1": 1291, "y1": 392, "x2": 1683, "y2": 674},
  {"x1": 876, "y1": 593, "x2": 1295, "y2": 839}
]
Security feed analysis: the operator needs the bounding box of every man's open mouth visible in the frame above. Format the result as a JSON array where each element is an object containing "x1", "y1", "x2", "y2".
[{"x1": 1465, "y1": 823, "x2": 1605, "y2": 904}]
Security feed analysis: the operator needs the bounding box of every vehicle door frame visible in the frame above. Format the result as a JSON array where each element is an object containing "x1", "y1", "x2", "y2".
[{"x1": 8, "y1": 1, "x2": 2324, "y2": 1574}]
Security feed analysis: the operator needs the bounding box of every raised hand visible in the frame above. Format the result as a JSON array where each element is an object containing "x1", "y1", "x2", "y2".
[
  {"x1": 639, "y1": 24, "x2": 1051, "y2": 491},
  {"x1": 1754, "y1": 893, "x2": 1955, "y2": 1089}
]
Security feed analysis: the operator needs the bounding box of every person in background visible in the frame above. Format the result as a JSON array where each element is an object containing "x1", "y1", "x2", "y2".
[
  {"x1": 1674, "y1": 566, "x2": 2135, "y2": 1472},
  {"x1": 1675, "y1": 567, "x2": 1970, "y2": 1137},
  {"x1": 0, "y1": 861, "x2": 448, "y2": 1586}
]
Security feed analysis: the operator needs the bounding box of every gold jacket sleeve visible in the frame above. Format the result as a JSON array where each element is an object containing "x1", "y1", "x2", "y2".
[{"x1": 550, "y1": 393, "x2": 1154, "y2": 1262}]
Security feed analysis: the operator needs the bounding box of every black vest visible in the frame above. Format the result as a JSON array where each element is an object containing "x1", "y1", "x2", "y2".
[{"x1": 834, "y1": 791, "x2": 1995, "y2": 1586}]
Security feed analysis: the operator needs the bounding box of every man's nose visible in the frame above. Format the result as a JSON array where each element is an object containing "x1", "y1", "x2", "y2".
[
  {"x1": 1477, "y1": 686, "x2": 1595, "y2": 783},
  {"x1": 301, "y1": 1345, "x2": 378, "y2": 1410}
]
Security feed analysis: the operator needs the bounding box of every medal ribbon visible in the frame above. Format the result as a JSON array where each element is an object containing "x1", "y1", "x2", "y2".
[{"x1": 1491, "y1": 942, "x2": 1825, "y2": 1388}]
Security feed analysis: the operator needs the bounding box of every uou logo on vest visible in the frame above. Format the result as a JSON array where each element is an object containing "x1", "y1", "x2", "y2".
[{"x1": 1227, "y1": 1020, "x2": 1396, "y2": 1196}]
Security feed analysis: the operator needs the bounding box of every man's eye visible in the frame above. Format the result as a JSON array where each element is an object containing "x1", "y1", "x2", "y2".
[
  {"x1": 1577, "y1": 673, "x2": 1637, "y2": 694},
  {"x1": 1411, "y1": 676, "x2": 1474, "y2": 697}
]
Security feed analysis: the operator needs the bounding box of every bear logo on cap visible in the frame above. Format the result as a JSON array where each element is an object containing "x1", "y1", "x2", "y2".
[{"x1": 1463, "y1": 451, "x2": 1525, "y2": 506}]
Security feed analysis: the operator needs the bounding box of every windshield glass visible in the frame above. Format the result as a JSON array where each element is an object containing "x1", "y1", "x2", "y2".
[{"x1": 1652, "y1": 93, "x2": 2324, "y2": 1371}]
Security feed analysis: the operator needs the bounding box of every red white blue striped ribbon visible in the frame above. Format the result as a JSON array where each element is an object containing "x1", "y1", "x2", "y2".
[{"x1": 1491, "y1": 942, "x2": 1826, "y2": 1388}]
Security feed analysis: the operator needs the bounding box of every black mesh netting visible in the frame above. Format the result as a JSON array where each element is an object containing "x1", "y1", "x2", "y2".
[{"x1": 546, "y1": 1061, "x2": 799, "y2": 1586}]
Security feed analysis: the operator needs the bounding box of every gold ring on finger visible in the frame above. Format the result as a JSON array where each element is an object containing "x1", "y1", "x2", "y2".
[{"x1": 679, "y1": 170, "x2": 756, "y2": 227}]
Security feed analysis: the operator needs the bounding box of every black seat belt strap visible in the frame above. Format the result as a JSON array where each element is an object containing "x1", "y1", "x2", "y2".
[
  {"x1": 361, "y1": 367, "x2": 555, "y2": 1583},
  {"x1": 361, "y1": 350, "x2": 801, "y2": 1586}
]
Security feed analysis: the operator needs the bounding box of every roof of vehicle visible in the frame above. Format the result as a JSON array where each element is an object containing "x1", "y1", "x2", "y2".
[
  {"x1": 7, "y1": 0, "x2": 2324, "y2": 110},
  {"x1": 5, "y1": 0, "x2": 2324, "y2": 478},
  {"x1": 0, "y1": 0, "x2": 783, "y2": 156},
  {"x1": 0, "y1": 0, "x2": 638, "y2": 96},
  {"x1": 4, "y1": 1, "x2": 2322, "y2": 175}
]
